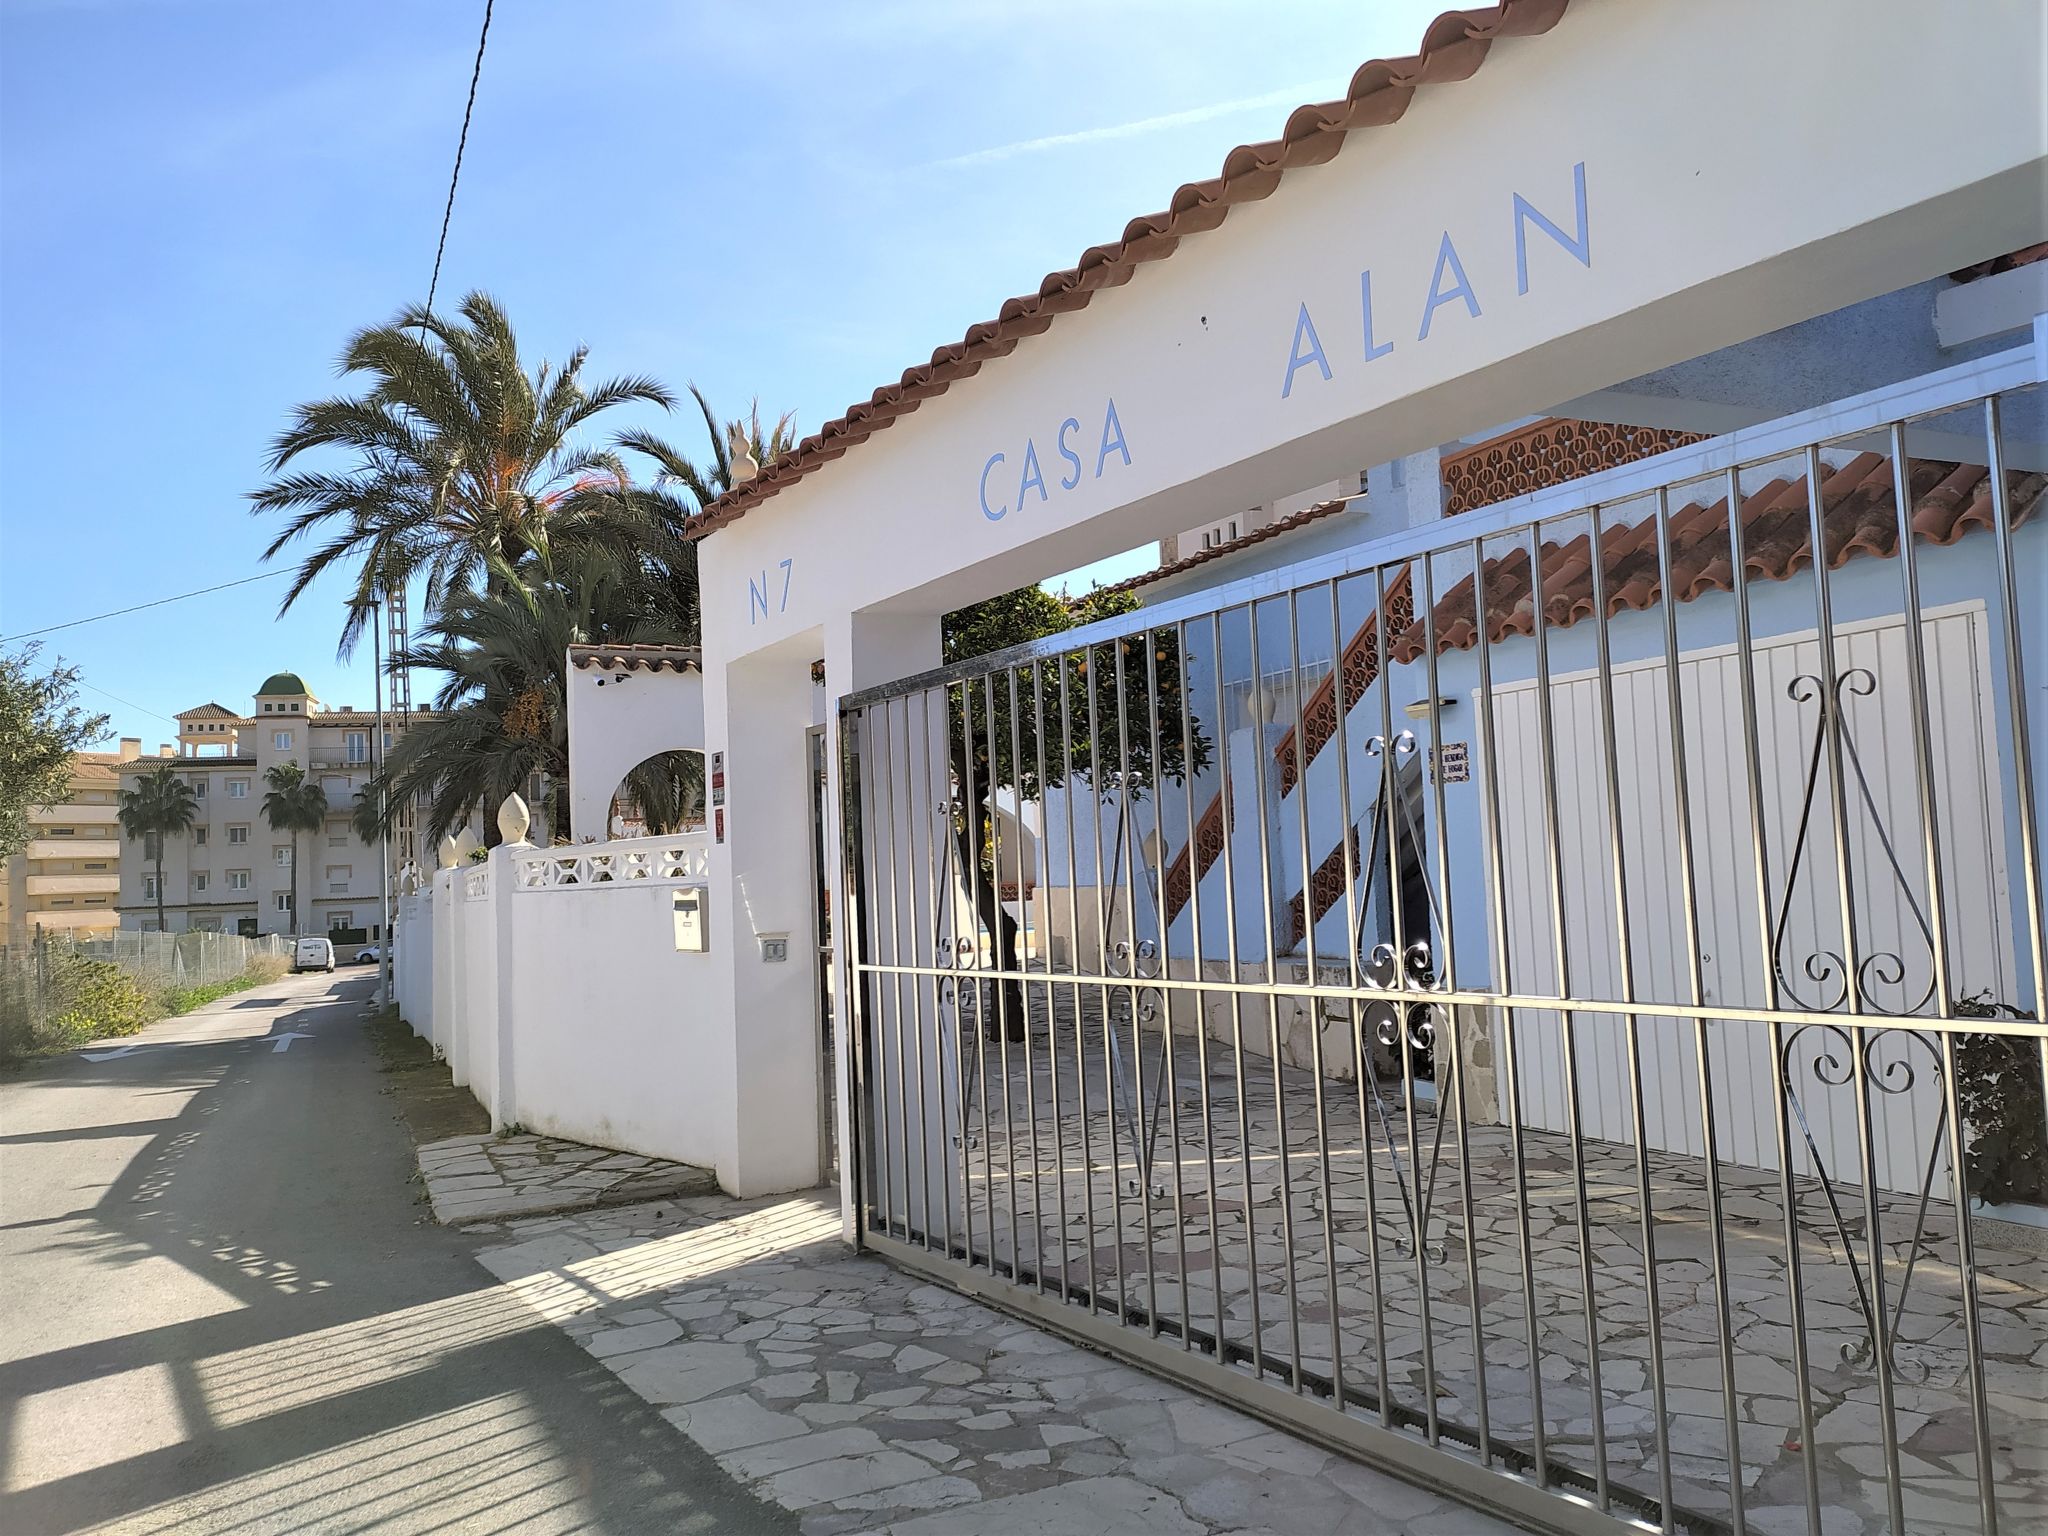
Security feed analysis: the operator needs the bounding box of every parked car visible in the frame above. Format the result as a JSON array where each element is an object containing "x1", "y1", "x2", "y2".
[
  {"x1": 354, "y1": 944, "x2": 382, "y2": 965},
  {"x1": 292, "y1": 936, "x2": 336, "y2": 974}
]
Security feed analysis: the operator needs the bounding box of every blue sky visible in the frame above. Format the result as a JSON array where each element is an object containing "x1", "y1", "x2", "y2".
[{"x1": 0, "y1": 0, "x2": 1444, "y2": 747}]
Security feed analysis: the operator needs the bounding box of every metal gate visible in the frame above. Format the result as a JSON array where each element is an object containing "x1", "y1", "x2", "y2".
[{"x1": 837, "y1": 342, "x2": 2046, "y2": 1536}]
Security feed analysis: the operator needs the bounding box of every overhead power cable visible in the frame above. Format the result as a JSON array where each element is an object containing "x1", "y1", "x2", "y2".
[
  {"x1": 1, "y1": 569, "x2": 291, "y2": 644},
  {"x1": 422, "y1": 0, "x2": 494, "y2": 323}
]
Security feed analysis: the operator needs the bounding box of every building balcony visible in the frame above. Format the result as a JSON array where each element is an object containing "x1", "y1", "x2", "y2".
[
  {"x1": 25, "y1": 838, "x2": 120, "y2": 861},
  {"x1": 24, "y1": 908, "x2": 120, "y2": 931},
  {"x1": 25, "y1": 874, "x2": 121, "y2": 897},
  {"x1": 29, "y1": 802, "x2": 117, "y2": 825}
]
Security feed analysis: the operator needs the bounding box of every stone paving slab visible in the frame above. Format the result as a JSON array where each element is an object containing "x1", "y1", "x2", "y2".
[
  {"x1": 472, "y1": 1190, "x2": 1521, "y2": 1535},
  {"x1": 417, "y1": 1131, "x2": 717, "y2": 1224}
]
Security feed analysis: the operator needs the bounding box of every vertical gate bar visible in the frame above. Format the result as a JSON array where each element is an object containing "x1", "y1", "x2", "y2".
[
  {"x1": 1724, "y1": 462, "x2": 1825, "y2": 1534},
  {"x1": 1111, "y1": 635, "x2": 1162, "y2": 1335},
  {"x1": 860, "y1": 698, "x2": 896, "y2": 1237},
  {"x1": 1801, "y1": 442, "x2": 1907, "y2": 1536},
  {"x1": 1144, "y1": 628, "x2": 1192, "y2": 1346},
  {"x1": 1291, "y1": 586, "x2": 1346, "y2": 1402},
  {"x1": 886, "y1": 695, "x2": 916, "y2": 1243},
  {"x1": 1586, "y1": 501, "x2": 1674, "y2": 1527},
  {"x1": 1333, "y1": 570, "x2": 1393, "y2": 1425},
  {"x1": 982, "y1": 671, "x2": 1022, "y2": 1282},
  {"x1": 1889, "y1": 420, "x2": 1998, "y2": 1534},
  {"x1": 1029, "y1": 657, "x2": 1070, "y2": 1303},
  {"x1": 1180, "y1": 616, "x2": 1227, "y2": 1354},
  {"x1": 1651, "y1": 488, "x2": 1747, "y2": 1534},
  {"x1": 915, "y1": 688, "x2": 950, "y2": 1255},
  {"x1": 1525, "y1": 514, "x2": 1611, "y2": 1507},
  {"x1": 1247, "y1": 600, "x2": 1305, "y2": 1388},
  {"x1": 1374, "y1": 559, "x2": 1440, "y2": 1445},
  {"x1": 1006, "y1": 663, "x2": 1046, "y2": 1292},
  {"x1": 954, "y1": 680, "x2": 987, "y2": 1268},
  {"x1": 1211, "y1": 607, "x2": 1264, "y2": 1375},
  {"x1": 1419, "y1": 548, "x2": 1492, "y2": 1465},
  {"x1": 840, "y1": 705, "x2": 874, "y2": 1243},
  {"x1": 1471, "y1": 530, "x2": 1549, "y2": 1485},
  {"x1": 1982, "y1": 396, "x2": 2047, "y2": 1166},
  {"x1": 900, "y1": 695, "x2": 934, "y2": 1251},
  {"x1": 1061, "y1": 651, "x2": 1100, "y2": 1313},
  {"x1": 1086, "y1": 634, "x2": 1129, "y2": 1321}
]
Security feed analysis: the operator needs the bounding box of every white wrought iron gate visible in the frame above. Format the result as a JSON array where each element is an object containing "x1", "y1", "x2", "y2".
[{"x1": 838, "y1": 344, "x2": 2046, "y2": 1536}]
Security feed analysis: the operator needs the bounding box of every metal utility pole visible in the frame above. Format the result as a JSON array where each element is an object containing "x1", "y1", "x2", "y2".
[{"x1": 371, "y1": 593, "x2": 394, "y2": 1012}]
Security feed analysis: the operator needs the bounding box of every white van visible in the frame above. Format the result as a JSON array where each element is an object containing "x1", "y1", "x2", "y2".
[{"x1": 292, "y1": 936, "x2": 335, "y2": 974}]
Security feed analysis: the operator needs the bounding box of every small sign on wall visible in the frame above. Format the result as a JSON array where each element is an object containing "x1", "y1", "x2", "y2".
[{"x1": 1431, "y1": 742, "x2": 1471, "y2": 784}]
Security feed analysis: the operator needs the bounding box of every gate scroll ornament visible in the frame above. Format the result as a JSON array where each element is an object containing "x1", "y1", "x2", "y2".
[
  {"x1": 1346, "y1": 730, "x2": 1454, "y2": 1265},
  {"x1": 1771, "y1": 666, "x2": 1950, "y2": 1385}
]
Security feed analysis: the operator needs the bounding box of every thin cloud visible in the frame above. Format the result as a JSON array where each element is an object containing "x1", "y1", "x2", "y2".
[{"x1": 931, "y1": 83, "x2": 1322, "y2": 170}]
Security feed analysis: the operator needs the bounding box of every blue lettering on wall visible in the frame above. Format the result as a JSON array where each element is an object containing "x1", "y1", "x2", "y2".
[
  {"x1": 1278, "y1": 162, "x2": 1592, "y2": 402},
  {"x1": 1514, "y1": 160, "x2": 1590, "y2": 296},
  {"x1": 970, "y1": 401, "x2": 1130, "y2": 523},
  {"x1": 1360, "y1": 270, "x2": 1393, "y2": 362},
  {"x1": 1016, "y1": 439, "x2": 1048, "y2": 505},
  {"x1": 1056, "y1": 417, "x2": 1083, "y2": 489},
  {"x1": 747, "y1": 558, "x2": 797, "y2": 625},
  {"x1": 1418, "y1": 232, "x2": 1481, "y2": 340},
  {"x1": 1281, "y1": 302, "x2": 1331, "y2": 398},
  {"x1": 979, "y1": 451, "x2": 1009, "y2": 521},
  {"x1": 1096, "y1": 399, "x2": 1130, "y2": 477}
]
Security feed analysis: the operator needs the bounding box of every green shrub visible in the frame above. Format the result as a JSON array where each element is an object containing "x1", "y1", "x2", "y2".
[
  {"x1": 47, "y1": 956, "x2": 154, "y2": 1040},
  {"x1": 1956, "y1": 992, "x2": 2047, "y2": 1207}
]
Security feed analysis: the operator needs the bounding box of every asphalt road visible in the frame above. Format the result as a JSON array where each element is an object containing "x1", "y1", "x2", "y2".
[{"x1": 0, "y1": 970, "x2": 793, "y2": 1535}]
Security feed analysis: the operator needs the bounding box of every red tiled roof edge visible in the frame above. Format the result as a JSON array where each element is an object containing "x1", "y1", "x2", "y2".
[
  {"x1": 1084, "y1": 497, "x2": 1356, "y2": 604},
  {"x1": 568, "y1": 644, "x2": 703, "y2": 674},
  {"x1": 690, "y1": 0, "x2": 1574, "y2": 536},
  {"x1": 1390, "y1": 456, "x2": 2046, "y2": 661}
]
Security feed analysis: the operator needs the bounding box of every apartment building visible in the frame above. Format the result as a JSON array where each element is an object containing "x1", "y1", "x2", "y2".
[
  {"x1": 1, "y1": 745, "x2": 135, "y2": 951},
  {"x1": 116, "y1": 672, "x2": 429, "y2": 941}
]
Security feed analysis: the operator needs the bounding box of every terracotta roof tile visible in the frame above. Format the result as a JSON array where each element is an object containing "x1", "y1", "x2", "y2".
[
  {"x1": 691, "y1": 0, "x2": 1574, "y2": 535},
  {"x1": 568, "y1": 643, "x2": 702, "y2": 674},
  {"x1": 1390, "y1": 455, "x2": 2045, "y2": 662}
]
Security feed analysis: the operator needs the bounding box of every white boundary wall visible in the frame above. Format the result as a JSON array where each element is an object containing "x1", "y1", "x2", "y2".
[{"x1": 392, "y1": 831, "x2": 780, "y2": 1194}]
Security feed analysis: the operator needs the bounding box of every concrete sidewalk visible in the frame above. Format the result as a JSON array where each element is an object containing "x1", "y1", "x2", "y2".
[{"x1": 472, "y1": 1190, "x2": 1518, "y2": 1536}]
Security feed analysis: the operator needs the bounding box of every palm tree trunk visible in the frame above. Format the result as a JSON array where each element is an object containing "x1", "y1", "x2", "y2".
[
  {"x1": 289, "y1": 839, "x2": 299, "y2": 934},
  {"x1": 154, "y1": 846, "x2": 166, "y2": 934}
]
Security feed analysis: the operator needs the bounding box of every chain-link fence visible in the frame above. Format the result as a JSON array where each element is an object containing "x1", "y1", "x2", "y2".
[{"x1": 0, "y1": 928, "x2": 292, "y2": 1057}]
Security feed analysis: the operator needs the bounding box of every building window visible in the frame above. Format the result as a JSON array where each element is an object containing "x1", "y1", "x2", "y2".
[
  {"x1": 227, "y1": 870, "x2": 250, "y2": 891},
  {"x1": 190, "y1": 777, "x2": 206, "y2": 797},
  {"x1": 345, "y1": 731, "x2": 368, "y2": 763},
  {"x1": 325, "y1": 865, "x2": 351, "y2": 891},
  {"x1": 193, "y1": 872, "x2": 208, "y2": 892},
  {"x1": 328, "y1": 910, "x2": 354, "y2": 931},
  {"x1": 272, "y1": 731, "x2": 293, "y2": 751},
  {"x1": 141, "y1": 874, "x2": 159, "y2": 898},
  {"x1": 227, "y1": 825, "x2": 248, "y2": 845},
  {"x1": 49, "y1": 826, "x2": 74, "y2": 837},
  {"x1": 84, "y1": 861, "x2": 107, "y2": 871},
  {"x1": 227, "y1": 779, "x2": 249, "y2": 799},
  {"x1": 274, "y1": 846, "x2": 292, "y2": 867},
  {"x1": 274, "y1": 892, "x2": 291, "y2": 913},
  {"x1": 195, "y1": 827, "x2": 208, "y2": 846}
]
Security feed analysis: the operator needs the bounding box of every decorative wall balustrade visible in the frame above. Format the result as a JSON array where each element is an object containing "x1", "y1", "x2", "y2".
[
  {"x1": 510, "y1": 832, "x2": 710, "y2": 891},
  {"x1": 1441, "y1": 416, "x2": 1707, "y2": 517}
]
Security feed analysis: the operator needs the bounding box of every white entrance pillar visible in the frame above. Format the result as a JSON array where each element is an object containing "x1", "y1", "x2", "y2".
[
  {"x1": 824, "y1": 611, "x2": 944, "y2": 1240},
  {"x1": 702, "y1": 633, "x2": 823, "y2": 1196}
]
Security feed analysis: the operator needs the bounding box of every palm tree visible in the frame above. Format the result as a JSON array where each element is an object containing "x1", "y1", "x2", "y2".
[
  {"x1": 117, "y1": 763, "x2": 198, "y2": 933},
  {"x1": 360, "y1": 549, "x2": 690, "y2": 847},
  {"x1": 250, "y1": 292, "x2": 678, "y2": 654},
  {"x1": 261, "y1": 764, "x2": 328, "y2": 934}
]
